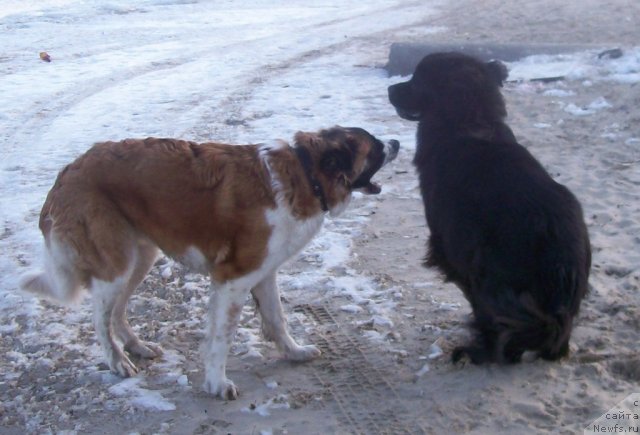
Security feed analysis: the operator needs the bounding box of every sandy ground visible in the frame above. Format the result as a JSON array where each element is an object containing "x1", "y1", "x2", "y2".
[{"x1": 2, "y1": 0, "x2": 639, "y2": 433}]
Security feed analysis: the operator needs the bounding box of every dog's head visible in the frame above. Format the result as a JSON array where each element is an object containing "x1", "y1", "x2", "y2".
[
  {"x1": 294, "y1": 126, "x2": 399, "y2": 216},
  {"x1": 388, "y1": 52, "x2": 508, "y2": 125}
]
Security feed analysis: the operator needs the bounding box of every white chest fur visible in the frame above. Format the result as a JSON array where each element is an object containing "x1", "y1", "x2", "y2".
[
  {"x1": 259, "y1": 140, "x2": 326, "y2": 269},
  {"x1": 264, "y1": 206, "x2": 324, "y2": 269}
]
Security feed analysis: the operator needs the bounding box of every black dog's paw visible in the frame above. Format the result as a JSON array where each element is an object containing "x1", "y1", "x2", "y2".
[
  {"x1": 452, "y1": 345, "x2": 493, "y2": 365},
  {"x1": 454, "y1": 342, "x2": 527, "y2": 365},
  {"x1": 502, "y1": 347, "x2": 524, "y2": 364},
  {"x1": 451, "y1": 346, "x2": 469, "y2": 364},
  {"x1": 538, "y1": 340, "x2": 570, "y2": 361}
]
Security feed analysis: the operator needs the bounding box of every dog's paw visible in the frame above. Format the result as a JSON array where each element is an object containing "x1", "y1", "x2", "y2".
[
  {"x1": 451, "y1": 346, "x2": 469, "y2": 364},
  {"x1": 285, "y1": 344, "x2": 321, "y2": 362},
  {"x1": 203, "y1": 377, "x2": 239, "y2": 400},
  {"x1": 111, "y1": 353, "x2": 139, "y2": 377},
  {"x1": 452, "y1": 345, "x2": 492, "y2": 365},
  {"x1": 125, "y1": 341, "x2": 164, "y2": 359}
]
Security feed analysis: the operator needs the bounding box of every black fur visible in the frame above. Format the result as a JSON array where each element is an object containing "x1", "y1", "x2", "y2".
[{"x1": 388, "y1": 52, "x2": 591, "y2": 364}]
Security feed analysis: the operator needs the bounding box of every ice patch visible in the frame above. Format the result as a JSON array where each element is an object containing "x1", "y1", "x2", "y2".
[
  {"x1": 416, "y1": 363, "x2": 430, "y2": 377},
  {"x1": 108, "y1": 378, "x2": 176, "y2": 412},
  {"x1": 242, "y1": 395, "x2": 290, "y2": 417},
  {"x1": 264, "y1": 379, "x2": 278, "y2": 389},
  {"x1": 565, "y1": 97, "x2": 612, "y2": 116},
  {"x1": 340, "y1": 304, "x2": 364, "y2": 313},
  {"x1": 542, "y1": 89, "x2": 575, "y2": 97},
  {"x1": 428, "y1": 341, "x2": 443, "y2": 360},
  {"x1": 507, "y1": 48, "x2": 640, "y2": 84}
]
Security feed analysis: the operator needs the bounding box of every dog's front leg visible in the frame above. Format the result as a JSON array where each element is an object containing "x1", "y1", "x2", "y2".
[
  {"x1": 252, "y1": 272, "x2": 321, "y2": 361},
  {"x1": 202, "y1": 280, "x2": 249, "y2": 400}
]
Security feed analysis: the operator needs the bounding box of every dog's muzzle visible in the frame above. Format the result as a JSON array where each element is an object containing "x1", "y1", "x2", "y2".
[{"x1": 352, "y1": 138, "x2": 400, "y2": 195}]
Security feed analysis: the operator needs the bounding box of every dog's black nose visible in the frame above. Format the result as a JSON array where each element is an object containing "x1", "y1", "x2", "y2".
[{"x1": 389, "y1": 139, "x2": 400, "y2": 152}]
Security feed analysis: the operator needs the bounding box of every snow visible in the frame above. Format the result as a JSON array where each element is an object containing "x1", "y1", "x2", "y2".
[
  {"x1": 415, "y1": 363, "x2": 430, "y2": 377},
  {"x1": 542, "y1": 89, "x2": 575, "y2": 97},
  {"x1": 0, "y1": 0, "x2": 423, "y2": 305},
  {"x1": 108, "y1": 377, "x2": 176, "y2": 411},
  {"x1": 2, "y1": 0, "x2": 640, "y2": 424},
  {"x1": 427, "y1": 341, "x2": 443, "y2": 360},
  {"x1": 564, "y1": 97, "x2": 612, "y2": 116},
  {"x1": 506, "y1": 47, "x2": 640, "y2": 83},
  {"x1": 264, "y1": 379, "x2": 279, "y2": 389},
  {"x1": 242, "y1": 394, "x2": 290, "y2": 417}
]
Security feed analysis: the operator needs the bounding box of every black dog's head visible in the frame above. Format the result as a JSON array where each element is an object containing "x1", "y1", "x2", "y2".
[{"x1": 388, "y1": 52, "x2": 509, "y2": 126}]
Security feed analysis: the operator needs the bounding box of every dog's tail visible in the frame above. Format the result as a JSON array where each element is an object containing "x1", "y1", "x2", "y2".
[
  {"x1": 495, "y1": 254, "x2": 590, "y2": 362},
  {"x1": 19, "y1": 233, "x2": 86, "y2": 304},
  {"x1": 493, "y1": 292, "x2": 574, "y2": 362},
  {"x1": 454, "y1": 264, "x2": 588, "y2": 365}
]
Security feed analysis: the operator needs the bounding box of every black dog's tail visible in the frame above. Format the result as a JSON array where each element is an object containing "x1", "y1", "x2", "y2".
[
  {"x1": 493, "y1": 292, "x2": 574, "y2": 362},
  {"x1": 454, "y1": 223, "x2": 590, "y2": 365},
  {"x1": 452, "y1": 296, "x2": 573, "y2": 364},
  {"x1": 454, "y1": 272, "x2": 586, "y2": 365}
]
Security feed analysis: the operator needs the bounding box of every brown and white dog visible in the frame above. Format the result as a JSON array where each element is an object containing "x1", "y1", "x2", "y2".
[{"x1": 20, "y1": 126, "x2": 399, "y2": 399}]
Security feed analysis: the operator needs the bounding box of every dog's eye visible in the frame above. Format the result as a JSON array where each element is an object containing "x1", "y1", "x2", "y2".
[{"x1": 321, "y1": 148, "x2": 353, "y2": 176}]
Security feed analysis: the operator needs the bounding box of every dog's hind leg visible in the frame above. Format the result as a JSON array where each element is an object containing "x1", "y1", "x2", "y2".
[
  {"x1": 92, "y1": 270, "x2": 139, "y2": 378},
  {"x1": 111, "y1": 240, "x2": 163, "y2": 359},
  {"x1": 538, "y1": 311, "x2": 572, "y2": 361},
  {"x1": 539, "y1": 338, "x2": 570, "y2": 361},
  {"x1": 452, "y1": 287, "x2": 501, "y2": 364},
  {"x1": 251, "y1": 272, "x2": 321, "y2": 362}
]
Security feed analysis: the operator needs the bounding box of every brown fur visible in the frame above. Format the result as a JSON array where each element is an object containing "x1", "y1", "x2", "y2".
[{"x1": 40, "y1": 137, "x2": 329, "y2": 284}]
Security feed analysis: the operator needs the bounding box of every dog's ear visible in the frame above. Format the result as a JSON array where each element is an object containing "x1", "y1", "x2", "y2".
[
  {"x1": 320, "y1": 147, "x2": 353, "y2": 178},
  {"x1": 486, "y1": 60, "x2": 509, "y2": 87}
]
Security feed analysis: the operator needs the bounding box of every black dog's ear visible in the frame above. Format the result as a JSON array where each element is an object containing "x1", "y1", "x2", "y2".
[
  {"x1": 486, "y1": 60, "x2": 509, "y2": 87},
  {"x1": 320, "y1": 148, "x2": 353, "y2": 178}
]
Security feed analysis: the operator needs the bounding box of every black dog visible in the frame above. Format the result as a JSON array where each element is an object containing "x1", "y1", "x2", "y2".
[{"x1": 388, "y1": 52, "x2": 591, "y2": 364}]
